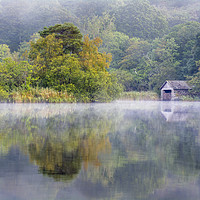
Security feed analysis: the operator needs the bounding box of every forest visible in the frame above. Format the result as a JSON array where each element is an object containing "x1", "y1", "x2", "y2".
[{"x1": 1, "y1": 0, "x2": 200, "y2": 102}]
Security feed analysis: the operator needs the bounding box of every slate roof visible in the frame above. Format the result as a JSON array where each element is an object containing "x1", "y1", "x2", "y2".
[{"x1": 160, "y1": 80, "x2": 191, "y2": 90}]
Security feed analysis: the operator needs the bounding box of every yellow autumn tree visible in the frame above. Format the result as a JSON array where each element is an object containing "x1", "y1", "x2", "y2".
[
  {"x1": 78, "y1": 35, "x2": 122, "y2": 102},
  {"x1": 79, "y1": 35, "x2": 112, "y2": 71}
]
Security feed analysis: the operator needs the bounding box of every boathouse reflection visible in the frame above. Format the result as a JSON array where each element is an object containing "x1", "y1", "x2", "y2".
[{"x1": 161, "y1": 103, "x2": 192, "y2": 122}]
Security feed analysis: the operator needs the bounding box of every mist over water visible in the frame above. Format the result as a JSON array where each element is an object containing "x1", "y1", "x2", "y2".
[{"x1": 1, "y1": 101, "x2": 200, "y2": 200}]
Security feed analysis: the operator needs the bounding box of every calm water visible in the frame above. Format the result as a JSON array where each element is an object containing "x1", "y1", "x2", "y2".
[{"x1": 0, "y1": 101, "x2": 200, "y2": 200}]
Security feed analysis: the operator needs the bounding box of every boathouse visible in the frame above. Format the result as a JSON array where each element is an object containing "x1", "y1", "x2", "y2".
[{"x1": 160, "y1": 80, "x2": 191, "y2": 101}]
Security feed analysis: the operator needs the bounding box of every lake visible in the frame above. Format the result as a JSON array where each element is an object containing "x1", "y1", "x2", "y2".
[{"x1": 0, "y1": 101, "x2": 200, "y2": 200}]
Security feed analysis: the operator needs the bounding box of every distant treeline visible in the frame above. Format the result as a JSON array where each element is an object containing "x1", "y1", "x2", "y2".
[{"x1": 0, "y1": 0, "x2": 200, "y2": 100}]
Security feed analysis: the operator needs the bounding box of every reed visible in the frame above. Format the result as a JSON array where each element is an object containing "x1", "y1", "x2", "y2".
[
  {"x1": 119, "y1": 91, "x2": 159, "y2": 101},
  {"x1": 7, "y1": 87, "x2": 76, "y2": 103},
  {"x1": 179, "y1": 95, "x2": 200, "y2": 101}
]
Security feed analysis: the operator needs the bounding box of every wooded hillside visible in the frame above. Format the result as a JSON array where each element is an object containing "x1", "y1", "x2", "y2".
[{"x1": 1, "y1": 0, "x2": 200, "y2": 100}]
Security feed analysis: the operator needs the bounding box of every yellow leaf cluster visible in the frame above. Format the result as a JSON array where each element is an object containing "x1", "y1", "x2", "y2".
[{"x1": 79, "y1": 35, "x2": 112, "y2": 71}]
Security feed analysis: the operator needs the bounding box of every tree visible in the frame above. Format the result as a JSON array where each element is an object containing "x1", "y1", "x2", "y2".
[
  {"x1": 120, "y1": 38, "x2": 151, "y2": 70},
  {"x1": 81, "y1": 13, "x2": 129, "y2": 69},
  {"x1": 79, "y1": 35, "x2": 112, "y2": 71},
  {"x1": 39, "y1": 23, "x2": 83, "y2": 54},
  {"x1": 188, "y1": 61, "x2": 200, "y2": 96},
  {"x1": 46, "y1": 54, "x2": 84, "y2": 92},
  {"x1": 79, "y1": 35, "x2": 122, "y2": 102},
  {"x1": 119, "y1": 38, "x2": 152, "y2": 91},
  {"x1": 29, "y1": 30, "x2": 122, "y2": 102},
  {"x1": 0, "y1": 0, "x2": 76, "y2": 52},
  {"x1": 0, "y1": 44, "x2": 11, "y2": 62},
  {"x1": 114, "y1": 0, "x2": 168, "y2": 39},
  {"x1": 29, "y1": 34, "x2": 64, "y2": 87},
  {"x1": 111, "y1": 69, "x2": 134, "y2": 91},
  {"x1": 75, "y1": 0, "x2": 111, "y2": 19},
  {"x1": 148, "y1": 38, "x2": 180, "y2": 92},
  {"x1": 166, "y1": 22, "x2": 200, "y2": 77},
  {"x1": 0, "y1": 58, "x2": 34, "y2": 91}
]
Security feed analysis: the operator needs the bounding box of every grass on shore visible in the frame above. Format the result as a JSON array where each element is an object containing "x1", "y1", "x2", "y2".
[
  {"x1": 1, "y1": 90, "x2": 160, "y2": 103},
  {"x1": 119, "y1": 91, "x2": 159, "y2": 101},
  {"x1": 2, "y1": 89, "x2": 199, "y2": 103},
  {"x1": 0, "y1": 87, "x2": 76, "y2": 103},
  {"x1": 179, "y1": 95, "x2": 200, "y2": 101}
]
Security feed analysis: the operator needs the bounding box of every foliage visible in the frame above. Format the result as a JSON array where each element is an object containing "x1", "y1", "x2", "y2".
[
  {"x1": 150, "y1": 0, "x2": 200, "y2": 27},
  {"x1": 166, "y1": 21, "x2": 200, "y2": 77},
  {"x1": 29, "y1": 34, "x2": 64, "y2": 88},
  {"x1": 0, "y1": 58, "x2": 35, "y2": 91},
  {"x1": 0, "y1": 44, "x2": 11, "y2": 61},
  {"x1": 188, "y1": 63, "x2": 200, "y2": 96},
  {"x1": 28, "y1": 31, "x2": 122, "y2": 102},
  {"x1": 39, "y1": 23, "x2": 83, "y2": 54},
  {"x1": 80, "y1": 35, "x2": 112, "y2": 71},
  {"x1": 75, "y1": 0, "x2": 111, "y2": 19},
  {"x1": 120, "y1": 38, "x2": 151, "y2": 70},
  {"x1": 79, "y1": 35, "x2": 123, "y2": 102},
  {"x1": 114, "y1": 0, "x2": 168, "y2": 39},
  {"x1": 1, "y1": 1, "x2": 200, "y2": 96},
  {"x1": 148, "y1": 38, "x2": 180, "y2": 92},
  {"x1": 0, "y1": 0, "x2": 76, "y2": 52},
  {"x1": 119, "y1": 38, "x2": 151, "y2": 91},
  {"x1": 118, "y1": 37, "x2": 180, "y2": 92},
  {"x1": 81, "y1": 13, "x2": 129, "y2": 69},
  {"x1": 111, "y1": 69, "x2": 134, "y2": 91},
  {"x1": 0, "y1": 86, "x2": 9, "y2": 102}
]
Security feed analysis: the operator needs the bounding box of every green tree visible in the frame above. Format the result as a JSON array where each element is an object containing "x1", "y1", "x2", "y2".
[
  {"x1": 39, "y1": 23, "x2": 83, "y2": 54},
  {"x1": 46, "y1": 54, "x2": 84, "y2": 93},
  {"x1": 111, "y1": 69, "x2": 134, "y2": 91},
  {"x1": 148, "y1": 38, "x2": 180, "y2": 92},
  {"x1": 101, "y1": 31, "x2": 130, "y2": 69},
  {"x1": 0, "y1": 58, "x2": 34, "y2": 91},
  {"x1": 0, "y1": 44, "x2": 11, "y2": 61},
  {"x1": 166, "y1": 21, "x2": 200, "y2": 77},
  {"x1": 29, "y1": 34, "x2": 64, "y2": 88},
  {"x1": 119, "y1": 38, "x2": 152, "y2": 91},
  {"x1": 0, "y1": 0, "x2": 76, "y2": 52},
  {"x1": 81, "y1": 13, "x2": 129, "y2": 69},
  {"x1": 120, "y1": 38, "x2": 151, "y2": 70},
  {"x1": 188, "y1": 61, "x2": 200, "y2": 96},
  {"x1": 114, "y1": 0, "x2": 168, "y2": 39},
  {"x1": 29, "y1": 29, "x2": 122, "y2": 102}
]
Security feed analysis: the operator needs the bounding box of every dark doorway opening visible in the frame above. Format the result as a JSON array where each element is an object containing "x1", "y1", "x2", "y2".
[{"x1": 163, "y1": 90, "x2": 172, "y2": 101}]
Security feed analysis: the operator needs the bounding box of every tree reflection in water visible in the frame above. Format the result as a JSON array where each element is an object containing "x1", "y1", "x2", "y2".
[
  {"x1": 0, "y1": 104, "x2": 114, "y2": 182},
  {"x1": 0, "y1": 102, "x2": 200, "y2": 200}
]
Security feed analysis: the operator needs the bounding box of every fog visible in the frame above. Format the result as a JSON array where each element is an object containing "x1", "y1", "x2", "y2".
[{"x1": 1, "y1": 0, "x2": 200, "y2": 51}]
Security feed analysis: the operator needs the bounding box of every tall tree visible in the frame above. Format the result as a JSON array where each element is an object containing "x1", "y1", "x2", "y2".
[{"x1": 39, "y1": 23, "x2": 83, "y2": 54}]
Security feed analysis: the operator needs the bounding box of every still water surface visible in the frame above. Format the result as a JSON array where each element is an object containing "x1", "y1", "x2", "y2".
[{"x1": 0, "y1": 101, "x2": 200, "y2": 200}]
